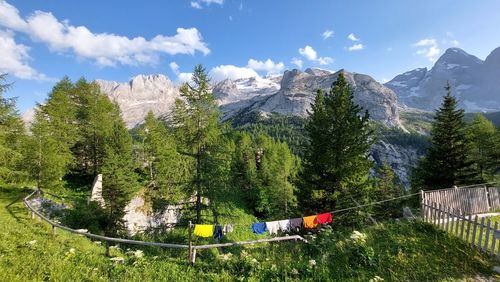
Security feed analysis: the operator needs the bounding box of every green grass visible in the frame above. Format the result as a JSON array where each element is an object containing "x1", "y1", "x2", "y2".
[{"x1": 1, "y1": 185, "x2": 499, "y2": 281}]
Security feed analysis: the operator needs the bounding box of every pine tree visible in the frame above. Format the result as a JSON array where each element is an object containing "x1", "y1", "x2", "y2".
[
  {"x1": 172, "y1": 65, "x2": 222, "y2": 223},
  {"x1": 415, "y1": 83, "x2": 477, "y2": 190},
  {"x1": 0, "y1": 74, "x2": 27, "y2": 183},
  {"x1": 467, "y1": 114, "x2": 500, "y2": 181},
  {"x1": 101, "y1": 119, "x2": 136, "y2": 236},
  {"x1": 301, "y1": 72, "x2": 374, "y2": 215}
]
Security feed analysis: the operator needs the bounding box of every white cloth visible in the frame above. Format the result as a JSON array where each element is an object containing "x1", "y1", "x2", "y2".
[
  {"x1": 277, "y1": 219, "x2": 290, "y2": 232},
  {"x1": 265, "y1": 221, "x2": 280, "y2": 235},
  {"x1": 223, "y1": 224, "x2": 234, "y2": 235}
]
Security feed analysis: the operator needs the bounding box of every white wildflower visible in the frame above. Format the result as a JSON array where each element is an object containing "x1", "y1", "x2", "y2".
[
  {"x1": 69, "y1": 248, "x2": 76, "y2": 254},
  {"x1": 133, "y1": 250, "x2": 144, "y2": 259},
  {"x1": 350, "y1": 230, "x2": 367, "y2": 243},
  {"x1": 93, "y1": 241, "x2": 102, "y2": 245},
  {"x1": 291, "y1": 268, "x2": 299, "y2": 275},
  {"x1": 369, "y1": 276, "x2": 384, "y2": 282},
  {"x1": 251, "y1": 258, "x2": 258, "y2": 264},
  {"x1": 27, "y1": 240, "x2": 37, "y2": 245},
  {"x1": 309, "y1": 259, "x2": 316, "y2": 267},
  {"x1": 110, "y1": 257, "x2": 125, "y2": 263}
]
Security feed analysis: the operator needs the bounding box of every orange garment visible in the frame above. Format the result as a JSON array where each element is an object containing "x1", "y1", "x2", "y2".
[{"x1": 303, "y1": 215, "x2": 318, "y2": 229}]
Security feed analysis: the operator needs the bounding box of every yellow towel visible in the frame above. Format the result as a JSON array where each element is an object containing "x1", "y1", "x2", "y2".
[
  {"x1": 193, "y1": 224, "x2": 214, "y2": 237},
  {"x1": 303, "y1": 215, "x2": 318, "y2": 229}
]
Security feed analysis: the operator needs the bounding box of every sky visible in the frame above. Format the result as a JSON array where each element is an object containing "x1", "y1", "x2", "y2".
[{"x1": 1, "y1": 0, "x2": 500, "y2": 112}]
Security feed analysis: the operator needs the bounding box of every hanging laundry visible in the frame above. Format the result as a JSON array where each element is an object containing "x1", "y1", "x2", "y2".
[
  {"x1": 303, "y1": 215, "x2": 318, "y2": 229},
  {"x1": 193, "y1": 224, "x2": 214, "y2": 238},
  {"x1": 277, "y1": 219, "x2": 291, "y2": 232},
  {"x1": 290, "y1": 218, "x2": 303, "y2": 231},
  {"x1": 252, "y1": 222, "x2": 267, "y2": 234},
  {"x1": 266, "y1": 221, "x2": 280, "y2": 235},
  {"x1": 223, "y1": 224, "x2": 234, "y2": 235},
  {"x1": 316, "y1": 212, "x2": 333, "y2": 224},
  {"x1": 213, "y1": 225, "x2": 223, "y2": 240}
]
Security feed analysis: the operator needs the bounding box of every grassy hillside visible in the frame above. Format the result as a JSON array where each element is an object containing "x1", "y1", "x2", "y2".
[{"x1": 1, "y1": 186, "x2": 499, "y2": 281}]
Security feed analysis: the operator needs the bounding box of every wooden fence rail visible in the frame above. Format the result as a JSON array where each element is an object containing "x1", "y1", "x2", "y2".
[
  {"x1": 422, "y1": 199, "x2": 500, "y2": 258},
  {"x1": 23, "y1": 189, "x2": 307, "y2": 264},
  {"x1": 422, "y1": 185, "x2": 500, "y2": 215}
]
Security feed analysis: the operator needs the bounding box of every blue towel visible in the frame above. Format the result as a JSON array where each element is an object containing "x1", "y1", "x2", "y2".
[
  {"x1": 252, "y1": 222, "x2": 267, "y2": 234},
  {"x1": 213, "y1": 225, "x2": 223, "y2": 240}
]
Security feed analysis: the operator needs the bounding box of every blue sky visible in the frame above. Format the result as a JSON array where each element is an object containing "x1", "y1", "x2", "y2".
[{"x1": 1, "y1": 0, "x2": 500, "y2": 111}]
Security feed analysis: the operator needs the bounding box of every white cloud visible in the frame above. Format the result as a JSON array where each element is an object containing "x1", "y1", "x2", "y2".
[
  {"x1": 298, "y1": 45, "x2": 333, "y2": 65},
  {"x1": 209, "y1": 65, "x2": 259, "y2": 81},
  {"x1": 169, "y1": 61, "x2": 180, "y2": 74},
  {"x1": 0, "y1": 29, "x2": 47, "y2": 80},
  {"x1": 190, "y1": 0, "x2": 224, "y2": 9},
  {"x1": 322, "y1": 29, "x2": 334, "y2": 40},
  {"x1": 451, "y1": 40, "x2": 460, "y2": 46},
  {"x1": 347, "y1": 33, "x2": 359, "y2": 41},
  {"x1": 299, "y1": 45, "x2": 317, "y2": 60},
  {"x1": 190, "y1": 2, "x2": 202, "y2": 9},
  {"x1": 178, "y1": 72, "x2": 193, "y2": 84},
  {"x1": 291, "y1": 57, "x2": 303, "y2": 69},
  {"x1": 247, "y1": 58, "x2": 284, "y2": 75},
  {"x1": 0, "y1": 1, "x2": 210, "y2": 67},
  {"x1": 348, "y1": 43, "x2": 364, "y2": 51},
  {"x1": 413, "y1": 38, "x2": 440, "y2": 61}
]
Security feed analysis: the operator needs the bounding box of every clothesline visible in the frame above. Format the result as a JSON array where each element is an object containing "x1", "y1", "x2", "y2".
[{"x1": 192, "y1": 192, "x2": 421, "y2": 238}]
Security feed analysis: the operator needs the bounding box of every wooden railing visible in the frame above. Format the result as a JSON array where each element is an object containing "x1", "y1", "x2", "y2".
[
  {"x1": 422, "y1": 199, "x2": 500, "y2": 258},
  {"x1": 23, "y1": 189, "x2": 307, "y2": 264},
  {"x1": 422, "y1": 184, "x2": 500, "y2": 215}
]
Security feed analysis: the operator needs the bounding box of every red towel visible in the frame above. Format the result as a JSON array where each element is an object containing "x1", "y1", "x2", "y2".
[{"x1": 316, "y1": 212, "x2": 332, "y2": 224}]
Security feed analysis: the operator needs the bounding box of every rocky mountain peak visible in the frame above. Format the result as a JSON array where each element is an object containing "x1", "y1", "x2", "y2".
[
  {"x1": 434, "y1": 48, "x2": 483, "y2": 69},
  {"x1": 484, "y1": 47, "x2": 500, "y2": 66},
  {"x1": 304, "y1": 68, "x2": 331, "y2": 76}
]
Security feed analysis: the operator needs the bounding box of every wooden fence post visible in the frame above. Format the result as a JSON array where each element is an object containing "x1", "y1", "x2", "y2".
[
  {"x1": 484, "y1": 185, "x2": 491, "y2": 212},
  {"x1": 491, "y1": 222, "x2": 498, "y2": 255},
  {"x1": 484, "y1": 218, "x2": 491, "y2": 252},
  {"x1": 51, "y1": 225, "x2": 57, "y2": 236},
  {"x1": 105, "y1": 241, "x2": 110, "y2": 257},
  {"x1": 188, "y1": 221, "x2": 193, "y2": 264},
  {"x1": 420, "y1": 190, "x2": 424, "y2": 219}
]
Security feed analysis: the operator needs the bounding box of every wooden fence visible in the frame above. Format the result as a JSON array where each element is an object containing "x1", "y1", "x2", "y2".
[
  {"x1": 422, "y1": 199, "x2": 500, "y2": 258},
  {"x1": 23, "y1": 189, "x2": 306, "y2": 264},
  {"x1": 422, "y1": 185, "x2": 500, "y2": 215}
]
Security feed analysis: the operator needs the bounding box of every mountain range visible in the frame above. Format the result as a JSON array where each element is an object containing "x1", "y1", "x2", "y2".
[
  {"x1": 93, "y1": 46, "x2": 499, "y2": 129},
  {"x1": 386, "y1": 47, "x2": 500, "y2": 112}
]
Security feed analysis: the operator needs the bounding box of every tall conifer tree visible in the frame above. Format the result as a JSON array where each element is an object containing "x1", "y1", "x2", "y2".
[
  {"x1": 414, "y1": 83, "x2": 477, "y2": 190},
  {"x1": 301, "y1": 72, "x2": 373, "y2": 214}
]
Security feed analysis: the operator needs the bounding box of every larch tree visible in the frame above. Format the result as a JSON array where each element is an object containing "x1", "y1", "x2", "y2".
[
  {"x1": 0, "y1": 74, "x2": 27, "y2": 183},
  {"x1": 467, "y1": 114, "x2": 500, "y2": 181},
  {"x1": 172, "y1": 64, "x2": 222, "y2": 223}
]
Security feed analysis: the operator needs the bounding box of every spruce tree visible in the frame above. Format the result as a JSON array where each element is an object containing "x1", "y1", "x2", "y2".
[
  {"x1": 101, "y1": 119, "x2": 136, "y2": 236},
  {"x1": 372, "y1": 162, "x2": 401, "y2": 219},
  {"x1": 301, "y1": 72, "x2": 374, "y2": 215},
  {"x1": 415, "y1": 83, "x2": 477, "y2": 190},
  {"x1": 172, "y1": 65, "x2": 222, "y2": 223}
]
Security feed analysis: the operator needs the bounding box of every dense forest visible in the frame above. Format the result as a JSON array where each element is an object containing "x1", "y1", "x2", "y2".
[{"x1": 1, "y1": 68, "x2": 500, "y2": 236}]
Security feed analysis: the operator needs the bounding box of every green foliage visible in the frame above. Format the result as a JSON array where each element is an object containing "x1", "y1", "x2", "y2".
[
  {"x1": 466, "y1": 114, "x2": 500, "y2": 181},
  {"x1": 231, "y1": 132, "x2": 300, "y2": 219},
  {"x1": 374, "y1": 122, "x2": 430, "y2": 154},
  {"x1": 371, "y1": 162, "x2": 403, "y2": 219},
  {"x1": 233, "y1": 112, "x2": 308, "y2": 156},
  {"x1": 101, "y1": 120, "x2": 137, "y2": 236},
  {"x1": 301, "y1": 73, "x2": 374, "y2": 222},
  {"x1": 0, "y1": 74, "x2": 27, "y2": 184},
  {"x1": 172, "y1": 65, "x2": 224, "y2": 223},
  {"x1": 413, "y1": 84, "x2": 479, "y2": 191},
  {"x1": 1, "y1": 187, "x2": 497, "y2": 281},
  {"x1": 139, "y1": 111, "x2": 189, "y2": 205}
]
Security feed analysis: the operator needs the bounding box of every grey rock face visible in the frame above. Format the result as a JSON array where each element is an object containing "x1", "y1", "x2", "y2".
[
  {"x1": 371, "y1": 140, "x2": 420, "y2": 187},
  {"x1": 226, "y1": 69, "x2": 401, "y2": 127},
  {"x1": 386, "y1": 47, "x2": 500, "y2": 112},
  {"x1": 96, "y1": 74, "x2": 180, "y2": 128}
]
